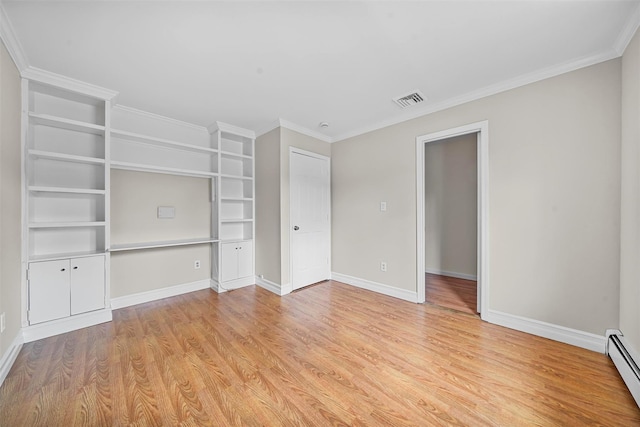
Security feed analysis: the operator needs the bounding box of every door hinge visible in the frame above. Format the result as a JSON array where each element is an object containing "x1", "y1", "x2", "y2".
[{"x1": 26, "y1": 269, "x2": 30, "y2": 281}]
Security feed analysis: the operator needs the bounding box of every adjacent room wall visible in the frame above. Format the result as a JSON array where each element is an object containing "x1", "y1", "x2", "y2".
[
  {"x1": 332, "y1": 59, "x2": 621, "y2": 336},
  {"x1": 424, "y1": 133, "x2": 477, "y2": 279},
  {"x1": 620, "y1": 27, "x2": 640, "y2": 355},
  {"x1": 0, "y1": 40, "x2": 22, "y2": 360},
  {"x1": 110, "y1": 169, "x2": 212, "y2": 298},
  {"x1": 255, "y1": 127, "x2": 281, "y2": 285}
]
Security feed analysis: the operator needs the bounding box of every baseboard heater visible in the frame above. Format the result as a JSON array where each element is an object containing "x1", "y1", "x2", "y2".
[{"x1": 606, "y1": 329, "x2": 640, "y2": 407}]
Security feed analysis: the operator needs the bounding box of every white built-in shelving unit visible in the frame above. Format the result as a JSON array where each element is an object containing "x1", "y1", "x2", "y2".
[
  {"x1": 210, "y1": 123, "x2": 256, "y2": 289},
  {"x1": 23, "y1": 77, "x2": 115, "y2": 330},
  {"x1": 21, "y1": 73, "x2": 256, "y2": 338}
]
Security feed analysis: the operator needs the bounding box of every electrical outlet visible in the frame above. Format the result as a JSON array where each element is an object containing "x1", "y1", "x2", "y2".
[
  {"x1": 380, "y1": 262, "x2": 387, "y2": 272},
  {"x1": 194, "y1": 260, "x2": 201, "y2": 269},
  {"x1": 1, "y1": 313, "x2": 5, "y2": 333}
]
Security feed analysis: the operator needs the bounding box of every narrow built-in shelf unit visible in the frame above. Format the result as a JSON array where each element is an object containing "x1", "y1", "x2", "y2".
[{"x1": 23, "y1": 75, "x2": 115, "y2": 330}]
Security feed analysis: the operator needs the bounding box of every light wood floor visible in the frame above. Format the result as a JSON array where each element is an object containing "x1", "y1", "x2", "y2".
[
  {"x1": 1, "y1": 281, "x2": 638, "y2": 426},
  {"x1": 425, "y1": 273, "x2": 478, "y2": 315}
]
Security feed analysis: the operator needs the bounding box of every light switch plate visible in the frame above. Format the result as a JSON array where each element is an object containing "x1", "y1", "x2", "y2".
[
  {"x1": 380, "y1": 201, "x2": 387, "y2": 212},
  {"x1": 158, "y1": 206, "x2": 175, "y2": 219}
]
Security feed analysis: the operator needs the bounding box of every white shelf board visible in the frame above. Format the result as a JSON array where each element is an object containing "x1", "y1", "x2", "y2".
[
  {"x1": 28, "y1": 186, "x2": 106, "y2": 195},
  {"x1": 29, "y1": 149, "x2": 105, "y2": 165},
  {"x1": 29, "y1": 221, "x2": 106, "y2": 229},
  {"x1": 110, "y1": 160, "x2": 217, "y2": 178},
  {"x1": 110, "y1": 237, "x2": 218, "y2": 252},
  {"x1": 111, "y1": 128, "x2": 217, "y2": 154},
  {"x1": 220, "y1": 219, "x2": 253, "y2": 223},
  {"x1": 219, "y1": 173, "x2": 253, "y2": 181},
  {"x1": 221, "y1": 197, "x2": 253, "y2": 202},
  {"x1": 220, "y1": 150, "x2": 252, "y2": 160},
  {"x1": 29, "y1": 112, "x2": 105, "y2": 135},
  {"x1": 29, "y1": 250, "x2": 106, "y2": 263}
]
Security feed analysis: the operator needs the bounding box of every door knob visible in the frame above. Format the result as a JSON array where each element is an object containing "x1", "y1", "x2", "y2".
[{"x1": 293, "y1": 226, "x2": 299, "y2": 231}]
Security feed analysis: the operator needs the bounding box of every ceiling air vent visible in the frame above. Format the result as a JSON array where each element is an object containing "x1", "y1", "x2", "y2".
[{"x1": 393, "y1": 90, "x2": 426, "y2": 108}]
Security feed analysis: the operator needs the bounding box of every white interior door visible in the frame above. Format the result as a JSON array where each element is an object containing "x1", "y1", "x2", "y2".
[{"x1": 290, "y1": 149, "x2": 330, "y2": 290}]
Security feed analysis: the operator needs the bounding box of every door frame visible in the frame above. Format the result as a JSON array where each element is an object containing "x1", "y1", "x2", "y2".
[
  {"x1": 416, "y1": 121, "x2": 489, "y2": 318},
  {"x1": 289, "y1": 147, "x2": 332, "y2": 290}
]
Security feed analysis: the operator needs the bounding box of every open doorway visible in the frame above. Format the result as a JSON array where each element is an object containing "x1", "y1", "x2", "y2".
[
  {"x1": 416, "y1": 121, "x2": 488, "y2": 318},
  {"x1": 424, "y1": 133, "x2": 478, "y2": 315}
]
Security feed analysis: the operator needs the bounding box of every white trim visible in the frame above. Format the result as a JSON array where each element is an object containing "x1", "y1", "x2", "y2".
[
  {"x1": 606, "y1": 330, "x2": 640, "y2": 367},
  {"x1": 256, "y1": 276, "x2": 291, "y2": 296},
  {"x1": 22, "y1": 309, "x2": 112, "y2": 343},
  {"x1": 21, "y1": 66, "x2": 117, "y2": 100},
  {"x1": 416, "y1": 121, "x2": 489, "y2": 319},
  {"x1": 613, "y1": 2, "x2": 640, "y2": 55},
  {"x1": 111, "y1": 279, "x2": 210, "y2": 309},
  {"x1": 331, "y1": 272, "x2": 419, "y2": 303},
  {"x1": 211, "y1": 276, "x2": 255, "y2": 293},
  {"x1": 425, "y1": 269, "x2": 477, "y2": 281},
  {"x1": 334, "y1": 50, "x2": 618, "y2": 142},
  {"x1": 0, "y1": 3, "x2": 28, "y2": 71},
  {"x1": 255, "y1": 118, "x2": 333, "y2": 143},
  {"x1": 112, "y1": 104, "x2": 207, "y2": 133},
  {"x1": 484, "y1": 309, "x2": 606, "y2": 354},
  {"x1": 208, "y1": 121, "x2": 256, "y2": 139},
  {"x1": 0, "y1": 332, "x2": 24, "y2": 387}
]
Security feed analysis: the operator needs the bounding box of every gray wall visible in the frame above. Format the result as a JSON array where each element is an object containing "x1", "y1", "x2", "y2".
[
  {"x1": 620, "y1": 28, "x2": 640, "y2": 354},
  {"x1": 0, "y1": 39, "x2": 22, "y2": 357},
  {"x1": 332, "y1": 59, "x2": 621, "y2": 335},
  {"x1": 424, "y1": 133, "x2": 477, "y2": 278}
]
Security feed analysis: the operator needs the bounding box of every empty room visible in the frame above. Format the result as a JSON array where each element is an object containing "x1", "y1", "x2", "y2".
[{"x1": 1, "y1": 1, "x2": 640, "y2": 425}]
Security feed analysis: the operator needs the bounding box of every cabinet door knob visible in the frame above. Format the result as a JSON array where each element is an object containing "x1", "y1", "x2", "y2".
[
  {"x1": 293, "y1": 226, "x2": 299, "y2": 231},
  {"x1": 73, "y1": 266, "x2": 78, "y2": 270},
  {"x1": 60, "y1": 268, "x2": 66, "y2": 272}
]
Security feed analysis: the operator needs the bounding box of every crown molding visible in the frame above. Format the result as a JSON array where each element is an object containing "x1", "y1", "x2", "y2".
[
  {"x1": 278, "y1": 119, "x2": 333, "y2": 143},
  {"x1": 333, "y1": 48, "x2": 620, "y2": 142},
  {"x1": 613, "y1": 1, "x2": 640, "y2": 55},
  {"x1": 207, "y1": 121, "x2": 256, "y2": 139},
  {"x1": 0, "y1": 3, "x2": 28, "y2": 71},
  {"x1": 22, "y1": 66, "x2": 118, "y2": 100},
  {"x1": 113, "y1": 104, "x2": 207, "y2": 133}
]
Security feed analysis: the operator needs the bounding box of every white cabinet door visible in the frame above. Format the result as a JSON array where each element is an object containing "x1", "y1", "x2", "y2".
[
  {"x1": 237, "y1": 240, "x2": 253, "y2": 279},
  {"x1": 221, "y1": 240, "x2": 254, "y2": 282},
  {"x1": 29, "y1": 259, "x2": 71, "y2": 324},
  {"x1": 70, "y1": 255, "x2": 105, "y2": 315},
  {"x1": 221, "y1": 242, "x2": 239, "y2": 282}
]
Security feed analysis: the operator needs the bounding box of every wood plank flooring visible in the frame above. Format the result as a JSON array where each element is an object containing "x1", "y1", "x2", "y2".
[
  {"x1": 1, "y1": 281, "x2": 638, "y2": 426},
  {"x1": 425, "y1": 273, "x2": 478, "y2": 315}
]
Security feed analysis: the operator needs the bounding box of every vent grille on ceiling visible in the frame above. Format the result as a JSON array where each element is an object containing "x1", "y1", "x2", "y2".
[{"x1": 393, "y1": 90, "x2": 426, "y2": 108}]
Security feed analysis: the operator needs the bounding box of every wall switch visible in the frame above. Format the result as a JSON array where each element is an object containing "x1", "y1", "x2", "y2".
[
  {"x1": 194, "y1": 260, "x2": 201, "y2": 269},
  {"x1": 380, "y1": 201, "x2": 387, "y2": 212},
  {"x1": 380, "y1": 262, "x2": 387, "y2": 272},
  {"x1": 0, "y1": 313, "x2": 5, "y2": 333}
]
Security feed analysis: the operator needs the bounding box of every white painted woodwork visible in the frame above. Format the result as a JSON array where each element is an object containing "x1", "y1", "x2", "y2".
[
  {"x1": 28, "y1": 255, "x2": 105, "y2": 324},
  {"x1": 220, "y1": 240, "x2": 253, "y2": 282},
  {"x1": 290, "y1": 149, "x2": 331, "y2": 290},
  {"x1": 70, "y1": 255, "x2": 105, "y2": 315},
  {"x1": 28, "y1": 259, "x2": 71, "y2": 324}
]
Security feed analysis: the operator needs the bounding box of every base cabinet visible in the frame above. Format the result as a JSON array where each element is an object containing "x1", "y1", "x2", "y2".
[
  {"x1": 28, "y1": 255, "x2": 105, "y2": 325},
  {"x1": 220, "y1": 240, "x2": 253, "y2": 283}
]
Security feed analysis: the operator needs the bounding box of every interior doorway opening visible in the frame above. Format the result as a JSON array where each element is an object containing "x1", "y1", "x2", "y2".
[
  {"x1": 416, "y1": 121, "x2": 488, "y2": 319},
  {"x1": 423, "y1": 133, "x2": 478, "y2": 315}
]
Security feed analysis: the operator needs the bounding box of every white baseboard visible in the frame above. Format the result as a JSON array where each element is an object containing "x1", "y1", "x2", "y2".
[
  {"x1": 331, "y1": 272, "x2": 419, "y2": 303},
  {"x1": 22, "y1": 309, "x2": 113, "y2": 343},
  {"x1": 210, "y1": 276, "x2": 255, "y2": 293},
  {"x1": 111, "y1": 279, "x2": 211, "y2": 309},
  {"x1": 484, "y1": 309, "x2": 606, "y2": 353},
  {"x1": 425, "y1": 268, "x2": 477, "y2": 281},
  {"x1": 0, "y1": 332, "x2": 24, "y2": 387},
  {"x1": 256, "y1": 276, "x2": 291, "y2": 296}
]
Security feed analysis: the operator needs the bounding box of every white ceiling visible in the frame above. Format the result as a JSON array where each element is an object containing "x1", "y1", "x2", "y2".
[{"x1": 2, "y1": 1, "x2": 639, "y2": 141}]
